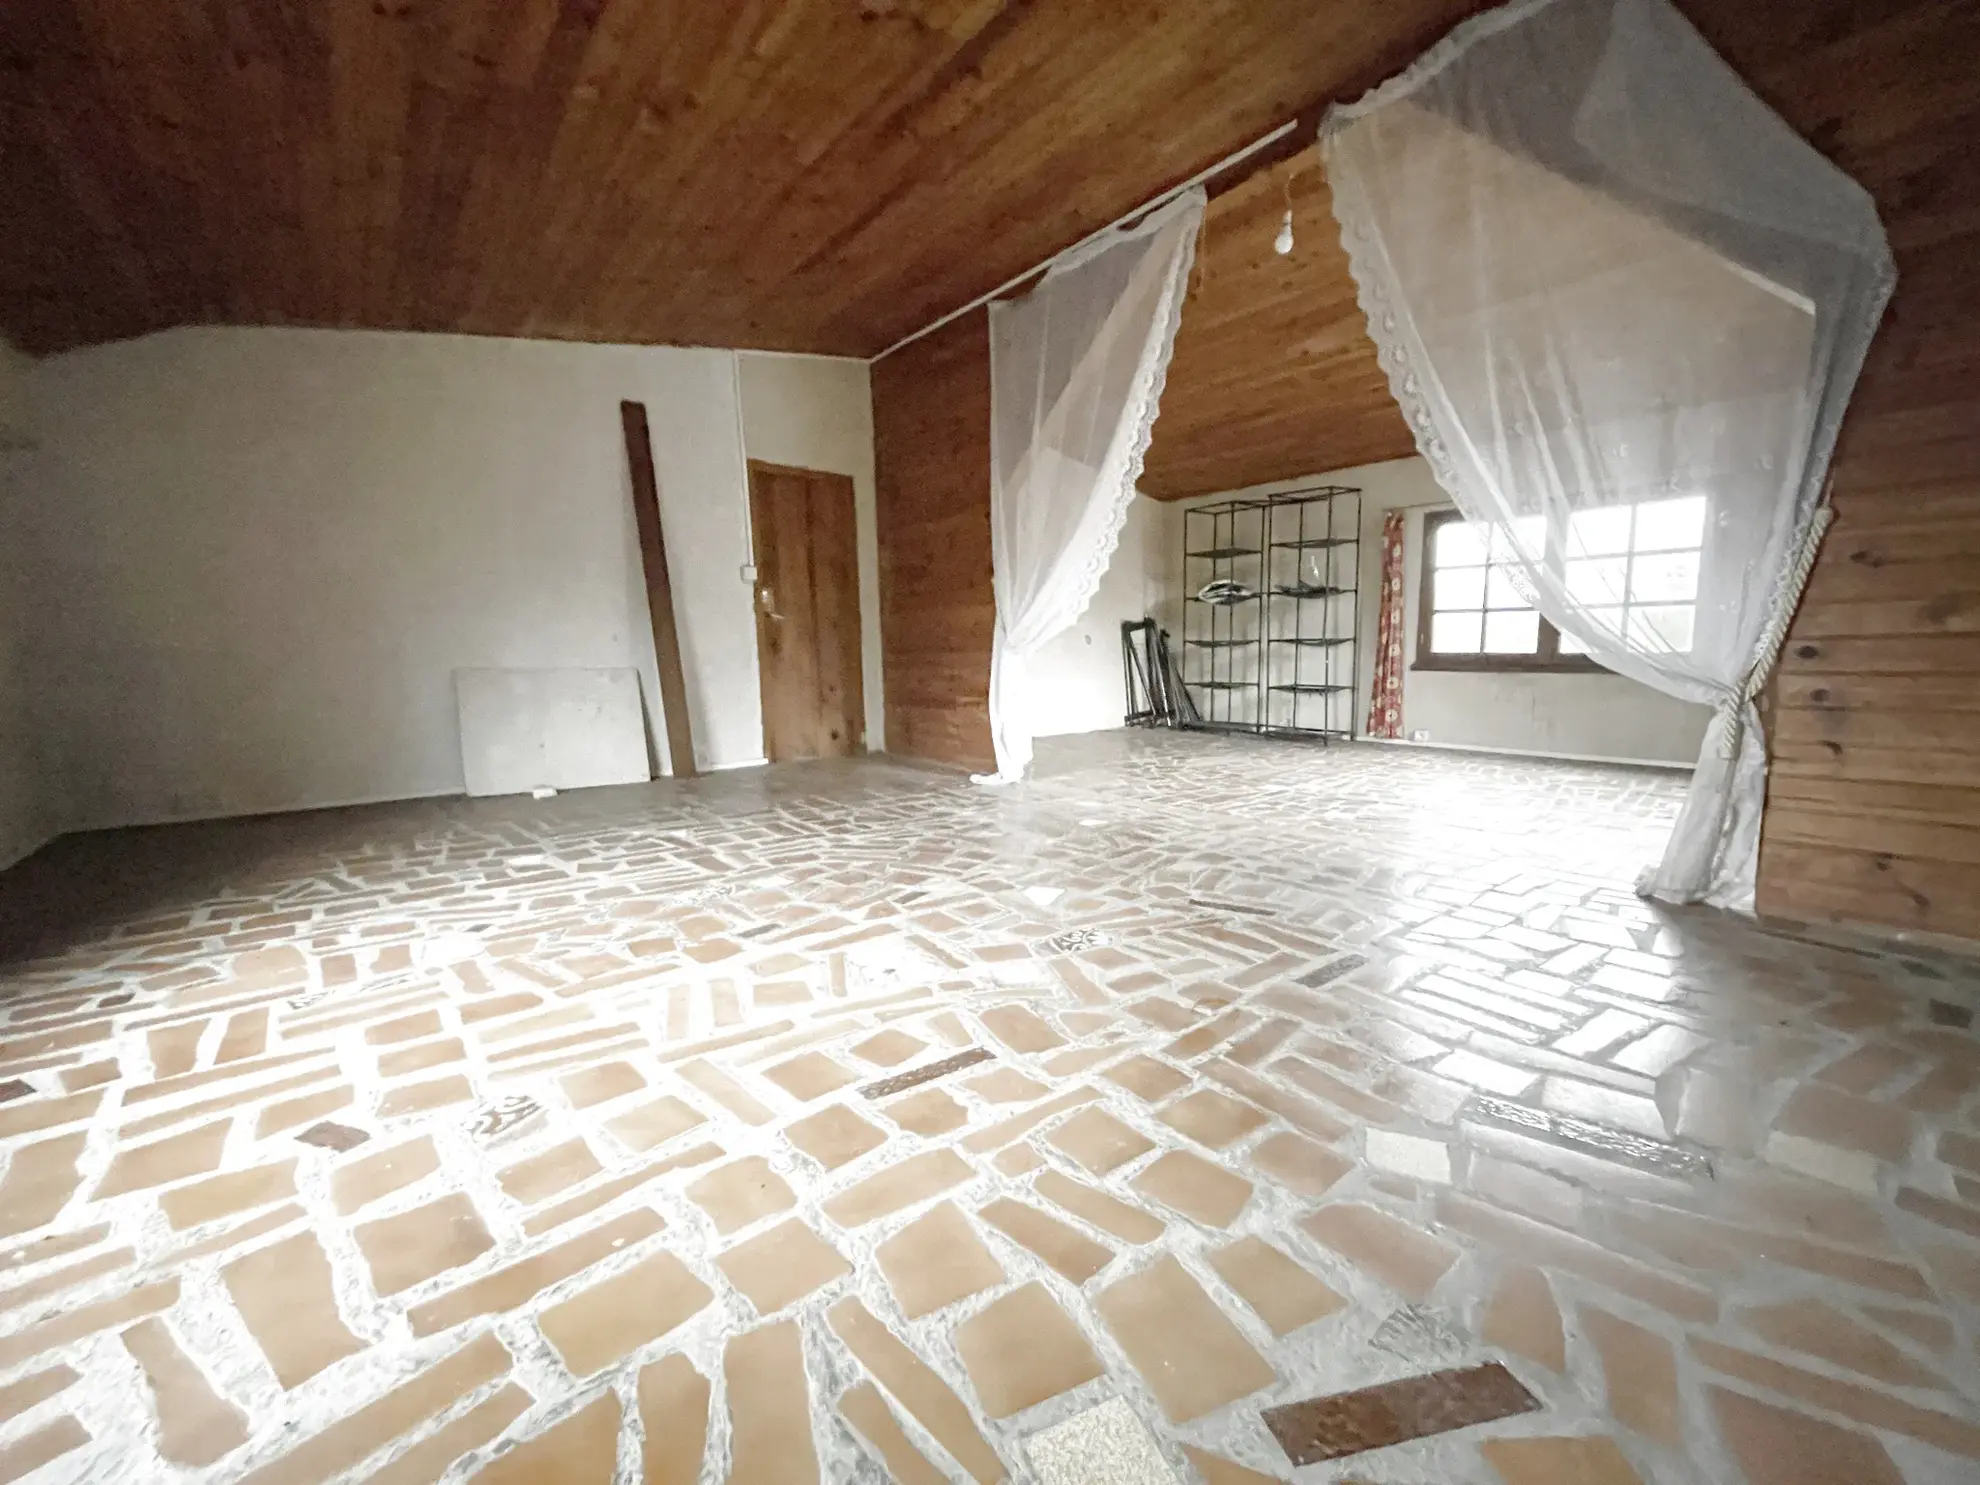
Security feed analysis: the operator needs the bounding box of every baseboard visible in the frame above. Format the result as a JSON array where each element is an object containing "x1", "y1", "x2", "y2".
[
  {"x1": 0, "y1": 827, "x2": 58, "y2": 875},
  {"x1": 56, "y1": 754, "x2": 800, "y2": 835},
  {"x1": 1362, "y1": 734, "x2": 1693, "y2": 773},
  {"x1": 63, "y1": 784, "x2": 468, "y2": 836}
]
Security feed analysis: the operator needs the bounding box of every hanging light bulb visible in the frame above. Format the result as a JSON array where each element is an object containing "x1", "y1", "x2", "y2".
[{"x1": 1274, "y1": 207, "x2": 1294, "y2": 256}]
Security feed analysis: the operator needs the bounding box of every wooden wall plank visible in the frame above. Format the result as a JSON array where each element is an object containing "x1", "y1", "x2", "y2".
[
  {"x1": 1774, "y1": 747, "x2": 1980, "y2": 793},
  {"x1": 1755, "y1": 842, "x2": 1980, "y2": 942},
  {"x1": 1778, "y1": 636, "x2": 1980, "y2": 678},
  {"x1": 1775, "y1": 674, "x2": 1980, "y2": 715},
  {"x1": 872, "y1": 309, "x2": 995, "y2": 773},
  {"x1": 1765, "y1": 808, "x2": 1980, "y2": 870}
]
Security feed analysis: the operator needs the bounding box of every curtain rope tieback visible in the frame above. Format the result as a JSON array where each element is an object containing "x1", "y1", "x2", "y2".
[
  {"x1": 1712, "y1": 503, "x2": 1835, "y2": 762},
  {"x1": 1707, "y1": 690, "x2": 1746, "y2": 761}
]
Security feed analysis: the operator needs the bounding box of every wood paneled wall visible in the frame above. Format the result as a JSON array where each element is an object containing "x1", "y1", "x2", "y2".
[
  {"x1": 1695, "y1": 0, "x2": 1980, "y2": 944},
  {"x1": 873, "y1": 310, "x2": 995, "y2": 772}
]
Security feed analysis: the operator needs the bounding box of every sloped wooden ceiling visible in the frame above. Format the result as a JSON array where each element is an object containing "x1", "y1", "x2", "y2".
[
  {"x1": 0, "y1": 0, "x2": 1479, "y2": 358},
  {"x1": 1146, "y1": 0, "x2": 1980, "y2": 502},
  {"x1": 1139, "y1": 149, "x2": 1412, "y2": 498}
]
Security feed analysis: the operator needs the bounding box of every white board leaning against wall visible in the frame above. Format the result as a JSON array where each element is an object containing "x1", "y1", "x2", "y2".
[{"x1": 455, "y1": 668, "x2": 649, "y2": 798}]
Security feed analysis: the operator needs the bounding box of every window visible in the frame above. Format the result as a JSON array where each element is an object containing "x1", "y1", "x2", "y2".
[
  {"x1": 1416, "y1": 496, "x2": 1707, "y2": 671},
  {"x1": 1417, "y1": 508, "x2": 1588, "y2": 670},
  {"x1": 1560, "y1": 494, "x2": 1707, "y2": 655}
]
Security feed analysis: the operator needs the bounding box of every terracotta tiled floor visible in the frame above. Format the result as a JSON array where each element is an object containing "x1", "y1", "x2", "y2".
[{"x1": 0, "y1": 730, "x2": 1974, "y2": 1483}]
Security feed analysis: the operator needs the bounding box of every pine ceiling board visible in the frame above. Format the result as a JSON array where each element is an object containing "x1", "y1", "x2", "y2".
[
  {"x1": 1140, "y1": 149, "x2": 1413, "y2": 499},
  {"x1": 0, "y1": 0, "x2": 1480, "y2": 356}
]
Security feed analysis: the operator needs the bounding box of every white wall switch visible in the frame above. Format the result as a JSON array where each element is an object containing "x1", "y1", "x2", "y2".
[{"x1": 740, "y1": 563, "x2": 758, "y2": 583}]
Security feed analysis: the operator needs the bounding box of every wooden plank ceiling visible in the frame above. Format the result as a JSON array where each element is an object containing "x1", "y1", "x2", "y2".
[
  {"x1": 0, "y1": 0, "x2": 1476, "y2": 359},
  {"x1": 1139, "y1": 148, "x2": 1412, "y2": 498}
]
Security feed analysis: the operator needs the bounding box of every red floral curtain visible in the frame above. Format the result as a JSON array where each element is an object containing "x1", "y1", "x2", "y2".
[{"x1": 1366, "y1": 510, "x2": 1408, "y2": 738}]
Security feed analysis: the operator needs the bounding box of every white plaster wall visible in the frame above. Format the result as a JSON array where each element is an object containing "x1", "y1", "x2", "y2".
[
  {"x1": 0, "y1": 340, "x2": 47, "y2": 868},
  {"x1": 1150, "y1": 456, "x2": 1712, "y2": 766},
  {"x1": 1027, "y1": 495, "x2": 1163, "y2": 739},
  {"x1": 27, "y1": 327, "x2": 774, "y2": 831},
  {"x1": 735, "y1": 352, "x2": 885, "y2": 751}
]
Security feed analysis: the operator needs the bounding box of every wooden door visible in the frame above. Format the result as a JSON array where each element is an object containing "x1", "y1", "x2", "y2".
[{"x1": 748, "y1": 462, "x2": 866, "y2": 762}]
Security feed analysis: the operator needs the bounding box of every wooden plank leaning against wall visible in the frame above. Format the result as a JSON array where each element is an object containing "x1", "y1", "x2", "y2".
[{"x1": 871, "y1": 308, "x2": 996, "y2": 772}]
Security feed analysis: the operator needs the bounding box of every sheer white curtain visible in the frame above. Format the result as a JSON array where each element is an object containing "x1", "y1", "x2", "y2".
[
  {"x1": 1321, "y1": 0, "x2": 1894, "y2": 908},
  {"x1": 980, "y1": 189, "x2": 1204, "y2": 782}
]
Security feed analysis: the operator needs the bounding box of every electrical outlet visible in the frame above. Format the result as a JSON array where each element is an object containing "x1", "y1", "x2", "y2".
[
  {"x1": 1411, "y1": 729, "x2": 1430, "y2": 742},
  {"x1": 740, "y1": 563, "x2": 757, "y2": 583}
]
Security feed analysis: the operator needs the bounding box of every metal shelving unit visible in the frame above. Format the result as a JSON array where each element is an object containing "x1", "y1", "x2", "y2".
[{"x1": 1179, "y1": 485, "x2": 1361, "y2": 742}]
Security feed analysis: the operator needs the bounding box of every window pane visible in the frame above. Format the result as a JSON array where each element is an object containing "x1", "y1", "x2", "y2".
[
  {"x1": 1433, "y1": 519, "x2": 1488, "y2": 567},
  {"x1": 1433, "y1": 566, "x2": 1486, "y2": 610},
  {"x1": 1629, "y1": 604, "x2": 1695, "y2": 652},
  {"x1": 1431, "y1": 612, "x2": 1482, "y2": 653},
  {"x1": 1485, "y1": 565, "x2": 1533, "y2": 610},
  {"x1": 1490, "y1": 515, "x2": 1546, "y2": 562},
  {"x1": 1573, "y1": 608, "x2": 1627, "y2": 649},
  {"x1": 1558, "y1": 625, "x2": 1590, "y2": 656},
  {"x1": 1635, "y1": 495, "x2": 1707, "y2": 551},
  {"x1": 1567, "y1": 505, "x2": 1633, "y2": 557},
  {"x1": 1633, "y1": 550, "x2": 1700, "y2": 602},
  {"x1": 1565, "y1": 556, "x2": 1629, "y2": 605},
  {"x1": 1483, "y1": 609, "x2": 1540, "y2": 653}
]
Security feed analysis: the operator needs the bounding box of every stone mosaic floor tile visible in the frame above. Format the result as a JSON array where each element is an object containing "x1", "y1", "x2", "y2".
[
  {"x1": 875, "y1": 1200, "x2": 1006, "y2": 1318},
  {"x1": 724, "y1": 1320, "x2": 819, "y2": 1482},
  {"x1": 1132, "y1": 1148, "x2": 1254, "y2": 1226},
  {"x1": 840, "y1": 1380, "x2": 946, "y2": 1484},
  {"x1": 1478, "y1": 1434, "x2": 1647, "y2": 1485},
  {"x1": 1098, "y1": 1255, "x2": 1279, "y2": 1423},
  {"x1": 636, "y1": 1354, "x2": 710, "y2": 1485},
  {"x1": 1181, "y1": 1442, "x2": 1286, "y2": 1483},
  {"x1": 0, "y1": 730, "x2": 1973, "y2": 1483},
  {"x1": 121, "y1": 1314, "x2": 249, "y2": 1466},
  {"x1": 1207, "y1": 1235, "x2": 1346, "y2": 1336},
  {"x1": 955, "y1": 1280, "x2": 1105, "y2": 1418},
  {"x1": 472, "y1": 1391, "x2": 620, "y2": 1483},
  {"x1": 1047, "y1": 1105, "x2": 1158, "y2": 1173},
  {"x1": 714, "y1": 1218, "x2": 851, "y2": 1316},
  {"x1": 1707, "y1": 1385, "x2": 1906, "y2": 1485},
  {"x1": 538, "y1": 1249, "x2": 713, "y2": 1376}
]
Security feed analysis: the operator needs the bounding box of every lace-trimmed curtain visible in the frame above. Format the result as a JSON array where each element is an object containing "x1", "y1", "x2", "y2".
[
  {"x1": 1322, "y1": 0, "x2": 1894, "y2": 908},
  {"x1": 980, "y1": 189, "x2": 1205, "y2": 783}
]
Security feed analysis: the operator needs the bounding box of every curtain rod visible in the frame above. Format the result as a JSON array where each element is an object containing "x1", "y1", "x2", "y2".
[{"x1": 871, "y1": 118, "x2": 1300, "y2": 364}]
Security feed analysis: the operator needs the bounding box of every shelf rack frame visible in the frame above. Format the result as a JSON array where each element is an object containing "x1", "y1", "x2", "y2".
[{"x1": 1179, "y1": 484, "x2": 1361, "y2": 742}]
